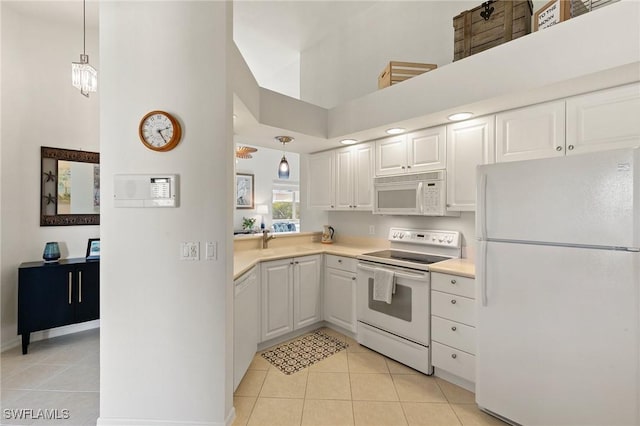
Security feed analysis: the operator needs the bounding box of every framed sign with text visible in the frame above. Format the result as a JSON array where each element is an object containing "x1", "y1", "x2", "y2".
[{"x1": 534, "y1": 0, "x2": 570, "y2": 31}]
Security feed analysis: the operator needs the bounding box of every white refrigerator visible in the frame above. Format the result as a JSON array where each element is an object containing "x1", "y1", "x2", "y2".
[{"x1": 475, "y1": 148, "x2": 640, "y2": 426}]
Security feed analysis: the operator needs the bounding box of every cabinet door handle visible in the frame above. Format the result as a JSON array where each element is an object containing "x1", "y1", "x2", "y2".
[
  {"x1": 451, "y1": 299, "x2": 457, "y2": 304},
  {"x1": 450, "y1": 279, "x2": 457, "y2": 284},
  {"x1": 401, "y1": 166, "x2": 405, "y2": 169},
  {"x1": 352, "y1": 277, "x2": 356, "y2": 281},
  {"x1": 451, "y1": 353, "x2": 457, "y2": 359},
  {"x1": 556, "y1": 146, "x2": 563, "y2": 151},
  {"x1": 451, "y1": 326, "x2": 457, "y2": 331},
  {"x1": 407, "y1": 165, "x2": 411, "y2": 169},
  {"x1": 294, "y1": 261, "x2": 299, "y2": 265},
  {"x1": 79, "y1": 271, "x2": 82, "y2": 303},
  {"x1": 338, "y1": 259, "x2": 342, "y2": 263},
  {"x1": 68, "y1": 272, "x2": 72, "y2": 304},
  {"x1": 568, "y1": 144, "x2": 575, "y2": 150}
]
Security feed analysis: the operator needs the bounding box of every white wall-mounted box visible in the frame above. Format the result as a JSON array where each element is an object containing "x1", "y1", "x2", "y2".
[{"x1": 114, "y1": 174, "x2": 179, "y2": 208}]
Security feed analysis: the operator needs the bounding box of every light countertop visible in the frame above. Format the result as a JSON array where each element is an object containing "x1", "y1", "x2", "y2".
[
  {"x1": 428, "y1": 258, "x2": 476, "y2": 278},
  {"x1": 234, "y1": 242, "x2": 383, "y2": 279},
  {"x1": 234, "y1": 241, "x2": 475, "y2": 280}
]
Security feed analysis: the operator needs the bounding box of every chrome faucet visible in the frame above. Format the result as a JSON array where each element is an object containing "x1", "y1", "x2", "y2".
[{"x1": 262, "y1": 230, "x2": 275, "y2": 249}]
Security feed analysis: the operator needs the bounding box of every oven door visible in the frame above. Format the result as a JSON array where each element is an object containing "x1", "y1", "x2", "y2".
[{"x1": 356, "y1": 261, "x2": 430, "y2": 345}]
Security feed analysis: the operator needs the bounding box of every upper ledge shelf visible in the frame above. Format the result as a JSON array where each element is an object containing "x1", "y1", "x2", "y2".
[{"x1": 233, "y1": 0, "x2": 640, "y2": 153}]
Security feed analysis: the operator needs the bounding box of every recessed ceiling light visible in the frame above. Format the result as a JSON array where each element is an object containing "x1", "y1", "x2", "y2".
[
  {"x1": 447, "y1": 112, "x2": 474, "y2": 121},
  {"x1": 386, "y1": 127, "x2": 405, "y2": 135},
  {"x1": 340, "y1": 139, "x2": 358, "y2": 145}
]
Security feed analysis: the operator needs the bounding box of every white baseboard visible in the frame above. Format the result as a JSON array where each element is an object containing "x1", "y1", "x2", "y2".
[
  {"x1": 1, "y1": 320, "x2": 100, "y2": 353},
  {"x1": 97, "y1": 412, "x2": 232, "y2": 426},
  {"x1": 434, "y1": 367, "x2": 476, "y2": 393}
]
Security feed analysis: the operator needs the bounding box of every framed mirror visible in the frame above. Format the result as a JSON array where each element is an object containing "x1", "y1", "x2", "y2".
[{"x1": 41, "y1": 146, "x2": 100, "y2": 226}]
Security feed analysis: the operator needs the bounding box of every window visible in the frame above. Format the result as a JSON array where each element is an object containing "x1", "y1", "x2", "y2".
[{"x1": 271, "y1": 182, "x2": 299, "y2": 233}]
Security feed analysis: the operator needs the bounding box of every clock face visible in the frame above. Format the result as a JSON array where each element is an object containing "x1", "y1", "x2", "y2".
[{"x1": 139, "y1": 111, "x2": 182, "y2": 151}]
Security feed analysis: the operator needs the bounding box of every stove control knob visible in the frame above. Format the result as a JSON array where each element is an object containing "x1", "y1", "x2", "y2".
[
  {"x1": 398, "y1": 233, "x2": 404, "y2": 239},
  {"x1": 392, "y1": 232, "x2": 397, "y2": 238}
]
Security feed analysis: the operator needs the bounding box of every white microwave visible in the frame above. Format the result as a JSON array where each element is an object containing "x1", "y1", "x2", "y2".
[{"x1": 373, "y1": 171, "x2": 455, "y2": 216}]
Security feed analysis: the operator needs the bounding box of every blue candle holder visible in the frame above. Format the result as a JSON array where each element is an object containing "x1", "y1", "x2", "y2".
[{"x1": 43, "y1": 242, "x2": 60, "y2": 263}]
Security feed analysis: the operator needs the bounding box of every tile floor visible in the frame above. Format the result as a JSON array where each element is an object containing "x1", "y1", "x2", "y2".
[
  {"x1": 1, "y1": 327, "x2": 508, "y2": 426},
  {"x1": 234, "y1": 327, "x2": 507, "y2": 426},
  {"x1": 0, "y1": 329, "x2": 99, "y2": 426}
]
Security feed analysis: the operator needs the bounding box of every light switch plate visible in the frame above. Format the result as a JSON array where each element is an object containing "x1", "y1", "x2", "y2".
[
  {"x1": 205, "y1": 242, "x2": 217, "y2": 260},
  {"x1": 180, "y1": 242, "x2": 199, "y2": 261}
]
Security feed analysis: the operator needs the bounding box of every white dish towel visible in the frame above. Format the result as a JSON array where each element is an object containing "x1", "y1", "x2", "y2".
[{"x1": 373, "y1": 268, "x2": 396, "y2": 304}]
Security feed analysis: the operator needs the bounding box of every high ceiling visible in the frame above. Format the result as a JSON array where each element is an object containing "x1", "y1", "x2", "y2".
[{"x1": 233, "y1": 1, "x2": 376, "y2": 94}]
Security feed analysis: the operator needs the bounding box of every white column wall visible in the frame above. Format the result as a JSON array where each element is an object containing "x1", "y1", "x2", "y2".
[{"x1": 98, "y1": 2, "x2": 233, "y2": 425}]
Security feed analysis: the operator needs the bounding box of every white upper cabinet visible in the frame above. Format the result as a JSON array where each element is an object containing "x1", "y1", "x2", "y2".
[
  {"x1": 566, "y1": 83, "x2": 640, "y2": 154},
  {"x1": 314, "y1": 142, "x2": 373, "y2": 211},
  {"x1": 375, "y1": 126, "x2": 446, "y2": 176},
  {"x1": 496, "y1": 101, "x2": 566, "y2": 163},
  {"x1": 307, "y1": 150, "x2": 335, "y2": 210},
  {"x1": 338, "y1": 142, "x2": 374, "y2": 210},
  {"x1": 375, "y1": 135, "x2": 406, "y2": 176},
  {"x1": 446, "y1": 116, "x2": 495, "y2": 212},
  {"x1": 407, "y1": 127, "x2": 447, "y2": 172},
  {"x1": 334, "y1": 148, "x2": 354, "y2": 210}
]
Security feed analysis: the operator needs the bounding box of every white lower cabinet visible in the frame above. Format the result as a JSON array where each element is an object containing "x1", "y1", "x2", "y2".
[
  {"x1": 431, "y1": 271, "x2": 476, "y2": 386},
  {"x1": 323, "y1": 255, "x2": 357, "y2": 332},
  {"x1": 261, "y1": 255, "x2": 322, "y2": 342},
  {"x1": 233, "y1": 266, "x2": 259, "y2": 391}
]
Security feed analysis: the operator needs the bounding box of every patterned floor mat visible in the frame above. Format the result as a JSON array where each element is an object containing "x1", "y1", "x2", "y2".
[{"x1": 261, "y1": 329, "x2": 349, "y2": 374}]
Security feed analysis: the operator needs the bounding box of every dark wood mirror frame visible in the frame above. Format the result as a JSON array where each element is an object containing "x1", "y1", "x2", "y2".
[{"x1": 40, "y1": 146, "x2": 100, "y2": 226}]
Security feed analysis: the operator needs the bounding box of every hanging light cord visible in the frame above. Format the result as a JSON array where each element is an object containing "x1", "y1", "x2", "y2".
[{"x1": 82, "y1": 0, "x2": 86, "y2": 56}]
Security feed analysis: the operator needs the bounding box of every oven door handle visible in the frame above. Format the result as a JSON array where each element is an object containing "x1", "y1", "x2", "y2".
[{"x1": 357, "y1": 263, "x2": 428, "y2": 280}]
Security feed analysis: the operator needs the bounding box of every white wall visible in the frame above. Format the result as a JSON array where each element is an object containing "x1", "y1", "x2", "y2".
[
  {"x1": 234, "y1": 144, "x2": 299, "y2": 230},
  {"x1": 328, "y1": 211, "x2": 477, "y2": 259},
  {"x1": 99, "y1": 2, "x2": 233, "y2": 425},
  {"x1": 299, "y1": 1, "x2": 576, "y2": 110},
  {"x1": 300, "y1": 1, "x2": 478, "y2": 108},
  {"x1": 0, "y1": 3, "x2": 100, "y2": 350}
]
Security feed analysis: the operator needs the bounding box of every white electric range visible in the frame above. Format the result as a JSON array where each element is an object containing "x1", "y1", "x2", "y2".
[{"x1": 356, "y1": 228, "x2": 461, "y2": 374}]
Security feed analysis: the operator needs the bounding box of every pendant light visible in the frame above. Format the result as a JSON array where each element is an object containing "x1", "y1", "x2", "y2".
[
  {"x1": 71, "y1": 0, "x2": 97, "y2": 97},
  {"x1": 275, "y1": 136, "x2": 293, "y2": 179}
]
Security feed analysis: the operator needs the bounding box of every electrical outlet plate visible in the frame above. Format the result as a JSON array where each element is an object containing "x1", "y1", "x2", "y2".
[{"x1": 369, "y1": 225, "x2": 375, "y2": 235}]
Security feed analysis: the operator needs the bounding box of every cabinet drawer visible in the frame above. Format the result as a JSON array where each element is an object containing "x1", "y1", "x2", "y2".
[
  {"x1": 432, "y1": 341, "x2": 475, "y2": 383},
  {"x1": 325, "y1": 254, "x2": 357, "y2": 273},
  {"x1": 432, "y1": 316, "x2": 476, "y2": 355},
  {"x1": 431, "y1": 272, "x2": 475, "y2": 298},
  {"x1": 431, "y1": 291, "x2": 475, "y2": 326}
]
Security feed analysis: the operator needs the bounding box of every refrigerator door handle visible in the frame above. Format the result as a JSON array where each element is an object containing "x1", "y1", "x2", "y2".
[
  {"x1": 477, "y1": 173, "x2": 488, "y2": 240},
  {"x1": 478, "y1": 240, "x2": 488, "y2": 306}
]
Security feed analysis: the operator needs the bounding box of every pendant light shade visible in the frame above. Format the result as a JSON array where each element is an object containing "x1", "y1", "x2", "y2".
[
  {"x1": 278, "y1": 155, "x2": 290, "y2": 179},
  {"x1": 72, "y1": 0, "x2": 97, "y2": 97},
  {"x1": 275, "y1": 136, "x2": 294, "y2": 179}
]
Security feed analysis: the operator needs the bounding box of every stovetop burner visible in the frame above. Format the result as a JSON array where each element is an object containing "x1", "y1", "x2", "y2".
[{"x1": 362, "y1": 250, "x2": 451, "y2": 265}]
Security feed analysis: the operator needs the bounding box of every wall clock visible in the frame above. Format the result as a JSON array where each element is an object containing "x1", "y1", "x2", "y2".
[{"x1": 138, "y1": 110, "x2": 182, "y2": 152}]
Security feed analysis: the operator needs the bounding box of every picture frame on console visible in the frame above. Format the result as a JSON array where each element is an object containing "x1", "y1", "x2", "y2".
[{"x1": 86, "y1": 238, "x2": 100, "y2": 260}]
